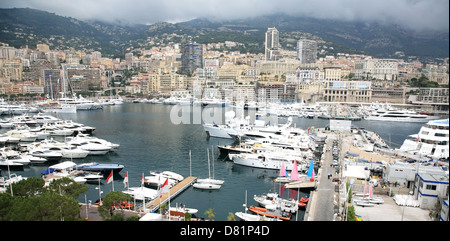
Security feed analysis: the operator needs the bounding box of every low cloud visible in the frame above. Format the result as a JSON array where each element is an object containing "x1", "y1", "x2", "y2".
[{"x1": 1, "y1": 0, "x2": 448, "y2": 32}]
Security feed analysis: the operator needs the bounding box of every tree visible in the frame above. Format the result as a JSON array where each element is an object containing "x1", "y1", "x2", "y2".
[
  {"x1": 1, "y1": 177, "x2": 86, "y2": 221},
  {"x1": 97, "y1": 191, "x2": 132, "y2": 220},
  {"x1": 410, "y1": 74, "x2": 439, "y2": 87},
  {"x1": 204, "y1": 208, "x2": 215, "y2": 221},
  {"x1": 227, "y1": 212, "x2": 236, "y2": 221},
  {"x1": 47, "y1": 177, "x2": 88, "y2": 199},
  {"x1": 7, "y1": 176, "x2": 45, "y2": 198}
]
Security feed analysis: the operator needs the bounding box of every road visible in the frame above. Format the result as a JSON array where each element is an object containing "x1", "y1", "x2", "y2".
[{"x1": 305, "y1": 135, "x2": 339, "y2": 221}]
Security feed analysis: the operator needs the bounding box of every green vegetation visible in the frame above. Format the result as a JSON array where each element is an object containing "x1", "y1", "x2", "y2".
[
  {"x1": 409, "y1": 74, "x2": 440, "y2": 88},
  {"x1": 1, "y1": 8, "x2": 447, "y2": 60},
  {"x1": 0, "y1": 177, "x2": 87, "y2": 221},
  {"x1": 97, "y1": 191, "x2": 133, "y2": 220},
  {"x1": 204, "y1": 208, "x2": 215, "y2": 221}
]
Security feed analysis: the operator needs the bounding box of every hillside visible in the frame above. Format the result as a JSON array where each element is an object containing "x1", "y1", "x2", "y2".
[{"x1": 0, "y1": 8, "x2": 448, "y2": 61}]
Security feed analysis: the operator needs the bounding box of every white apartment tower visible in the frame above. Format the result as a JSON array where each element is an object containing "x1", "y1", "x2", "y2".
[
  {"x1": 297, "y1": 39, "x2": 317, "y2": 64},
  {"x1": 265, "y1": 27, "x2": 280, "y2": 61}
]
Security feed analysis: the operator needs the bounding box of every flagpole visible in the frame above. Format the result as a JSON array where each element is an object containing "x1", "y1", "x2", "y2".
[{"x1": 112, "y1": 172, "x2": 115, "y2": 191}]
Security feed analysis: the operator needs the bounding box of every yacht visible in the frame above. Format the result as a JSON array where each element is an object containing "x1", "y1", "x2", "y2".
[
  {"x1": 38, "y1": 139, "x2": 90, "y2": 159},
  {"x1": 399, "y1": 119, "x2": 449, "y2": 159},
  {"x1": 65, "y1": 138, "x2": 111, "y2": 155},
  {"x1": 6, "y1": 130, "x2": 37, "y2": 142},
  {"x1": 364, "y1": 109, "x2": 439, "y2": 123},
  {"x1": 69, "y1": 134, "x2": 119, "y2": 151},
  {"x1": 28, "y1": 147, "x2": 63, "y2": 162},
  {"x1": 75, "y1": 162, "x2": 124, "y2": 174},
  {"x1": 229, "y1": 152, "x2": 308, "y2": 171}
]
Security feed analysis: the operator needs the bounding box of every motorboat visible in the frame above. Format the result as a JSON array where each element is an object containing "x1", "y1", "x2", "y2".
[
  {"x1": 73, "y1": 171, "x2": 103, "y2": 183},
  {"x1": 248, "y1": 206, "x2": 291, "y2": 221},
  {"x1": 38, "y1": 139, "x2": 90, "y2": 159},
  {"x1": 169, "y1": 204, "x2": 198, "y2": 215},
  {"x1": 145, "y1": 171, "x2": 184, "y2": 188},
  {"x1": 154, "y1": 171, "x2": 184, "y2": 182},
  {"x1": 32, "y1": 113, "x2": 59, "y2": 124},
  {"x1": 28, "y1": 148, "x2": 63, "y2": 162},
  {"x1": 253, "y1": 193, "x2": 298, "y2": 213},
  {"x1": 398, "y1": 118, "x2": 449, "y2": 159},
  {"x1": 75, "y1": 162, "x2": 124, "y2": 174},
  {"x1": 0, "y1": 158, "x2": 25, "y2": 169},
  {"x1": 65, "y1": 136, "x2": 119, "y2": 155},
  {"x1": 6, "y1": 130, "x2": 37, "y2": 142},
  {"x1": 122, "y1": 186, "x2": 158, "y2": 201},
  {"x1": 0, "y1": 150, "x2": 31, "y2": 166},
  {"x1": 144, "y1": 175, "x2": 177, "y2": 188},
  {"x1": 65, "y1": 139, "x2": 111, "y2": 155}
]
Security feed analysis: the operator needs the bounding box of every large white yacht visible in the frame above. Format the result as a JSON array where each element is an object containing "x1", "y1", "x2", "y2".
[
  {"x1": 399, "y1": 119, "x2": 449, "y2": 159},
  {"x1": 364, "y1": 109, "x2": 439, "y2": 123}
]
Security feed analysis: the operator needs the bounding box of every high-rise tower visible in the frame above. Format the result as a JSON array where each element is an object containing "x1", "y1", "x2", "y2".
[
  {"x1": 181, "y1": 42, "x2": 203, "y2": 75},
  {"x1": 297, "y1": 39, "x2": 317, "y2": 64},
  {"x1": 265, "y1": 27, "x2": 280, "y2": 61}
]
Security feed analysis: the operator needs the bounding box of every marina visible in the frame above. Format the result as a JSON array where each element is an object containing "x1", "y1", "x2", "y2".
[{"x1": 0, "y1": 101, "x2": 447, "y2": 221}]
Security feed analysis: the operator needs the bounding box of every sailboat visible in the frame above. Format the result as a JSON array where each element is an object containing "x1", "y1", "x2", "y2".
[
  {"x1": 274, "y1": 162, "x2": 290, "y2": 183},
  {"x1": 193, "y1": 148, "x2": 223, "y2": 189}
]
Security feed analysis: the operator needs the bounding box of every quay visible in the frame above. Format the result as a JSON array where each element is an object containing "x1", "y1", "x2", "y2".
[
  {"x1": 304, "y1": 135, "x2": 338, "y2": 221},
  {"x1": 138, "y1": 176, "x2": 197, "y2": 213}
]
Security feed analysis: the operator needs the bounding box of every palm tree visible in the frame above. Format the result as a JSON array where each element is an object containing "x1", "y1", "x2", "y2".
[
  {"x1": 227, "y1": 212, "x2": 236, "y2": 221},
  {"x1": 204, "y1": 208, "x2": 215, "y2": 221}
]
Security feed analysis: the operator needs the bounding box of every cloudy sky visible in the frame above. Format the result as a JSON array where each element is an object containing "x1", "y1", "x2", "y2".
[{"x1": 1, "y1": 0, "x2": 448, "y2": 32}]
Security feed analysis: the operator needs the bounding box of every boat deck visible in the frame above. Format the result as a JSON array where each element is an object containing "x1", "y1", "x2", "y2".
[{"x1": 138, "y1": 176, "x2": 197, "y2": 213}]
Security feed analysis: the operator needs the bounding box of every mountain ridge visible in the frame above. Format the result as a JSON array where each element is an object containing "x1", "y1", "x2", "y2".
[{"x1": 0, "y1": 8, "x2": 448, "y2": 61}]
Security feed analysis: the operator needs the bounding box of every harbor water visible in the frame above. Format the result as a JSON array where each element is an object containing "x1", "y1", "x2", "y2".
[{"x1": 2, "y1": 103, "x2": 424, "y2": 221}]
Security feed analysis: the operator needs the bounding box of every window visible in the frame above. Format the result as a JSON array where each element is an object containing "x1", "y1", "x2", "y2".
[{"x1": 426, "y1": 184, "x2": 436, "y2": 191}]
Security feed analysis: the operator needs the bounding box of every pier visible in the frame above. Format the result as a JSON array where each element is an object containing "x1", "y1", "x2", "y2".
[{"x1": 138, "y1": 176, "x2": 197, "y2": 213}]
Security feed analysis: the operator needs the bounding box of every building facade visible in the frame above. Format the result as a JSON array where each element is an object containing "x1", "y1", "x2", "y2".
[
  {"x1": 297, "y1": 39, "x2": 317, "y2": 64},
  {"x1": 324, "y1": 81, "x2": 372, "y2": 102},
  {"x1": 353, "y1": 58, "x2": 399, "y2": 81},
  {"x1": 265, "y1": 28, "x2": 280, "y2": 61},
  {"x1": 181, "y1": 42, "x2": 203, "y2": 75}
]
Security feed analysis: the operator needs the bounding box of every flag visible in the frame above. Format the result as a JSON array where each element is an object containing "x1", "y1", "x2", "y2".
[
  {"x1": 416, "y1": 135, "x2": 420, "y2": 143},
  {"x1": 123, "y1": 171, "x2": 129, "y2": 188},
  {"x1": 106, "y1": 170, "x2": 113, "y2": 184},
  {"x1": 158, "y1": 178, "x2": 169, "y2": 197}
]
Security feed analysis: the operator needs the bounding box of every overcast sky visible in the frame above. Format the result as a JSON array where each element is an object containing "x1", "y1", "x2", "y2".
[{"x1": 1, "y1": 0, "x2": 448, "y2": 32}]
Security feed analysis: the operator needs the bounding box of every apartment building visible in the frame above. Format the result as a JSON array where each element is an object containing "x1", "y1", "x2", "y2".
[
  {"x1": 297, "y1": 39, "x2": 317, "y2": 64},
  {"x1": 257, "y1": 83, "x2": 297, "y2": 103},
  {"x1": 286, "y1": 66, "x2": 324, "y2": 84},
  {"x1": 256, "y1": 59, "x2": 300, "y2": 77},
  {"x1": 0, "y1": 59, "x2": 23, "y2": 81},
  {"x1": 324, "y1": 66, "x2": 342, "y2": 81},
  {"x1": 265, "y1": 28, "x2": 280, "y2": 61},
  {"x1": 147, "y1": 72, "x2": 185, "y2": 94},
  {"x1": 181, "y1": 42, "x2": 203, "y2": 75},
  {"x1": 353, "y1": 58, "x2": 399, "y2": 81}
]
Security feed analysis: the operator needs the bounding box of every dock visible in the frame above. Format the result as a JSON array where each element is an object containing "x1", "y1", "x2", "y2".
[{"x1": 138, "y1": 176, "x2": 197, "y2": 213}]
